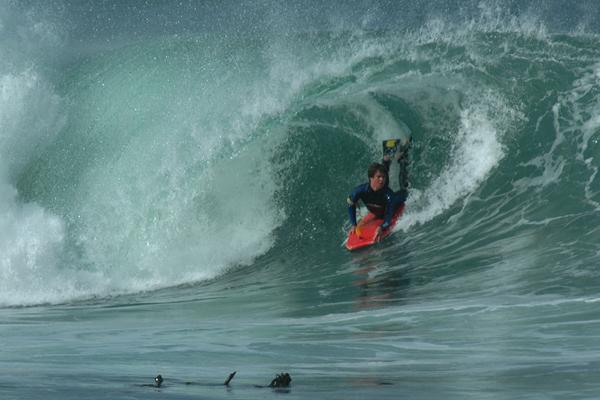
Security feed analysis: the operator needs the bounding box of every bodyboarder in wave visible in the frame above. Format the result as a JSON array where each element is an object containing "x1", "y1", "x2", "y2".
[{"x1": 347, "y1": 138, "x2": 411, "y2": 242}]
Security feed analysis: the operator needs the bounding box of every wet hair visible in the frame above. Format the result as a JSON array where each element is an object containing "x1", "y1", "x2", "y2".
[{"x1": 368, "y1": 163, "x2": 387, "y2": 179}]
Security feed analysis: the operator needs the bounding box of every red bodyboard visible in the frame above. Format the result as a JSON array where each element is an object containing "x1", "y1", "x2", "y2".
[{"x1": 345, "y1": 204, "x2": 405, "y2": 251}]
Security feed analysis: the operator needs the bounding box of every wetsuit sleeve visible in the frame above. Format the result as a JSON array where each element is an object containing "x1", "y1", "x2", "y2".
[
  {"x1": 380, "y1": 191, "x2": 394, "y2": 230},
  {"x1": 347, "y1": 184, "x2": 365, "y2": 226},
  {"x1": 348, "y1": 201, "x2": 358, "y2": 226}
]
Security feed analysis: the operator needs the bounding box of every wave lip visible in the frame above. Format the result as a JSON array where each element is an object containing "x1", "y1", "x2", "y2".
[{"x1": 400, "y1": 99, "x2": 507, "y2": 230}]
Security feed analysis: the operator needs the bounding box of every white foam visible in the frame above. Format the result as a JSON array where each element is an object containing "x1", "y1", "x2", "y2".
[
  {"x1": 0, "y1": 5, "x2": 71, "y2": 306},
  {"x1": 0, "y1": 183, "x2": 68, "y2": 304},
  {"x1": 412, "y1": 1, "x2": 549, "y2": 45},
  {"x1": 398, "y1": 95, "x2": 507, "y2": 229},
  {"x1": 0, "y1": 71, "x2": 68, "y2": 306}
]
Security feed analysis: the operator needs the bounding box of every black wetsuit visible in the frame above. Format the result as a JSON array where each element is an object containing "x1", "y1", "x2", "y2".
[{"x1": 347, "y1": 157, "x2": 409, "y2": 230}]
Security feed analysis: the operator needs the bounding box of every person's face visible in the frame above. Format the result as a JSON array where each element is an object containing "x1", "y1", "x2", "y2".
[{"x1": 369, "y1": 171, "x2": 386, "y2": 191}]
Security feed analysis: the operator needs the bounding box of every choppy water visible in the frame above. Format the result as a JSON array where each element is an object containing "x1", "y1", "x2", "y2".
[{"x1": 1, "y1": 1, "x2": 600, "y2": 399}]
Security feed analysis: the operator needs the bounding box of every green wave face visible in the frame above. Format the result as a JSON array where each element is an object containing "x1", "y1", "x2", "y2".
[{"x1": 2, "y1": 2, "x2": 600, "y2": 305}]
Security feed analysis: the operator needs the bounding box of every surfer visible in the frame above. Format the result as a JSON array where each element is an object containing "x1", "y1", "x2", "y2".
[{"x1": 347, "y1": 138, "x2": 410, "y2": 241}]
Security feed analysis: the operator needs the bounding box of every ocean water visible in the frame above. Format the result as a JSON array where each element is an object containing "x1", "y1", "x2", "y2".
[{"x1": 1, "y1": 1, "x2": 600, "y2": 399}]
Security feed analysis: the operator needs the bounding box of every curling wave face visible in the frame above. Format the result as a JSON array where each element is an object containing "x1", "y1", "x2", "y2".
[{"x1": 2, "y1": 1, "x2": 600, "y2": 306}]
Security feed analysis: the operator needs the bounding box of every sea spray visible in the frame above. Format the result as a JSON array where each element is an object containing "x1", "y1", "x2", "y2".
[{"x1": 0, "y1": 62, "x2": 68, "y2": 306}]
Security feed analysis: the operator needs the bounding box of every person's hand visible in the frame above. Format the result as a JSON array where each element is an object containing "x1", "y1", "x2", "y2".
[{"x1": 383, "y1": 154, "x2": 390, "y2": 162}]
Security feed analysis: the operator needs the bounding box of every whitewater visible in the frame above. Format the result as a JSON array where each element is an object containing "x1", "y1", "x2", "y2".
[{"x1": 1, "y1": 1, "x2": 600, "y2": 399}]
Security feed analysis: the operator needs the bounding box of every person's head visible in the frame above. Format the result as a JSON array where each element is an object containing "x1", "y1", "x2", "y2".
[{"x1": 368, "y1": 163, "x2": 387, "y2": 191}]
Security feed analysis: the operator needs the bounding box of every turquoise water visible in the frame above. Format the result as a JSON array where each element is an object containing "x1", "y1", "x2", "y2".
[{"x1": 1, "y1": 1, "x2": 600, "y2": 399}]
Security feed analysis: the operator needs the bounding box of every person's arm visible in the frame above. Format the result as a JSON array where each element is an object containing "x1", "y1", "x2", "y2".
[
  {"x1": 347, "y1": 184, "x2": 365, "y2": 228},
  {"x1": 347, "y1": 197, "x2": 358, "y2": 227},
  {"x1": 380, "y1": 191, "x2": 394, "y2": 230},
  {"x1": 372, "y1": 192, "x2": 394, "y2": 241}
]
